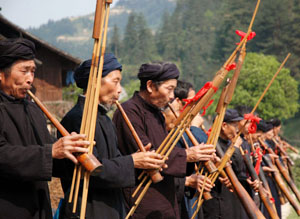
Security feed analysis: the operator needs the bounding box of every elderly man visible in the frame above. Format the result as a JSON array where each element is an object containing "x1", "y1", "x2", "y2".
[
  {"x1": 57, "y1": 54, "x2": 166, "y2": 219},
  {"x1": 113, "y1": 62, "x2": 215, "y2": 219},
  {"x1": 0, "y1": 38, "x2": 90, "y2": 219}
]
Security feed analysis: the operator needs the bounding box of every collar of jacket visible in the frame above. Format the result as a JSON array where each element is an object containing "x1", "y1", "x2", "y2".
[
  {"x1": 133, "y1": 91, "x2": 163, "y2": 114},
  {"x1": 77, "y1": 94, "x2": 108, "y2": 115}
]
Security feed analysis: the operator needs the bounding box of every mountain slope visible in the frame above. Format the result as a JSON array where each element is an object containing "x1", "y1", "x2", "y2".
[{"x1": 27, "y1": 0, "x2": 176, "y2": 59}]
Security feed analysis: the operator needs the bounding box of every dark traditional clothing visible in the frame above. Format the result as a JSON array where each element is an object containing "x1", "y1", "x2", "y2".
[
  {"x1": 57, "y1": 95, "x2": 135, "y2": 219},
  {"x1": 113, "y1": 91, "x2": 187, "y2": 219},
  {"x1": 203, "y1": 138, "x2": 248, "y2": 219},
  {"x1": 0, "y1": 91, "x2": 54, "y2": 219},
  {"x1": 177, "y1": 126, "x2": 208, "y2": 219}
]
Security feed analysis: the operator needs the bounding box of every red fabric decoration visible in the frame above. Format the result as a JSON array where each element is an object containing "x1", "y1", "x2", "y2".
[
  {"x1": 235, "y1": 30, "x2": 256, "y2": 45},
  {"x1": 270, "y1": 197, "x2": 275, "y2": 203},
  {"x1": 207, "y1": 127, "x2": 212, "y2": 137},
  {"x1": 254, "y1": 147, "x2": 262, "y2": 175},
  {"x1": 201, "y1": 99, "x2": 214, "y2": 116},
  {"x1": 181, "y1": 81, "x2": 218, "y2": 111},
  {"x1": 244, "y1": 113, "x2": 261, "y2": 134},
  {"x1": 225, "y1": 63, "x2": 236, "y2": 71}
]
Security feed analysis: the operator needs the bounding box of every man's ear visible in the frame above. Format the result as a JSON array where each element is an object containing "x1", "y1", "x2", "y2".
[
  {"x1": 221, "y1": 122, "x2": 227, "y2": 131},
  {"x1": 146, "y1": 80, "x2": 153, "y2": 93},
  {"x1": 0, "y1": 72, "x2": 3, "y2": 82}
]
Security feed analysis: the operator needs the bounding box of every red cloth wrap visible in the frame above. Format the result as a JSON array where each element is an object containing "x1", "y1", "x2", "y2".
[
  {"x1": 235, "y1": 30, "x2": 256, "y2": 45},
  {"x1": 244, "y1": 113, "x2": 261, "y2": 134},
  {"x1": 181, "y1": 81, "x2": 218, "y2": 111},
  {"x1": 225, "y1": 63, "x2": 236, "y2": 71}
]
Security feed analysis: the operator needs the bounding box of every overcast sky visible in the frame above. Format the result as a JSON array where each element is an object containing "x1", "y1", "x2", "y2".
[{"x1": 0, "y1": 0, "x2": 118, "y2": 29}]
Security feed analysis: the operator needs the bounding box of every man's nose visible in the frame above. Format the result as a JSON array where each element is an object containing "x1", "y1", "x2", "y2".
[{"x1": 26, "y1": 72, "x2": 34, "y2": 85}]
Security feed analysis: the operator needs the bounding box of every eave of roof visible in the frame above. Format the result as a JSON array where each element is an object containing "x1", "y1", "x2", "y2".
[{"x1": 0, "y1": 14, "x2": 82, "y2": 64}]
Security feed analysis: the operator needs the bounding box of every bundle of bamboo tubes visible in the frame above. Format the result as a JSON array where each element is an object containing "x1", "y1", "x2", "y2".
[{"x1": 67, "y1": 1, "x2": 113, "y2": 219}]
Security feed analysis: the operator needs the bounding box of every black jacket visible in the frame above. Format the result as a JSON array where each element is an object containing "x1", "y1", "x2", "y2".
[
  {"x1": 57, "y1": 95, "x2": 135, "y2": 219},
  {"x1": 0, "y1": 91, "x2": 54, "y2": 219}
]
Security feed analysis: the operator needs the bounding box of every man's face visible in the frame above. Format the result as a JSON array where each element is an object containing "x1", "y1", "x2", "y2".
[
  {"x1": 148, "y1": 79, "x2": 177, "y2": 108},
  {"x1": 238, "y1": 119, "x2": 250, "y2": 135},
  {"x1": 222, "y1": 121, "x2": 239, "y2": 140},
  {"x1": 99, "y1": 70, "x2": 122, "y2": 109},
  {"x1": 264, "y1": 129, "x2": 274, "y2": 140},
  {"x1": 273, "y1": 126, "x2": 281, "y2": 136},
  {"x1": 250, "y1": 132, "x2": 262, "y2": 142},
  {"x1": 0, "y1": 60, "x2": 35, "y2": 99}
]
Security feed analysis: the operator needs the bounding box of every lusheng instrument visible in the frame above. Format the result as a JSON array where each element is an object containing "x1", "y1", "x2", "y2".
[{"x1": 67, "y1": 1, "x2": 113, "y2": 218}]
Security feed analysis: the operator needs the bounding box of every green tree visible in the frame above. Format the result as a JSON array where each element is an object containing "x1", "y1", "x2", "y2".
[
  {"x1": 206, "y1": 53, "x2": 299, "y2": 120},
  {"x1": 229, "y1": 53, "x2": 298, "y2": 119}
]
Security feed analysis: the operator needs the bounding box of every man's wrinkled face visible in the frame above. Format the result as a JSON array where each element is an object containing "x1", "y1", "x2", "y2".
[
  {"x1": 264, "y1": 129, "x2": 274, "y2": 140},
  {"x1": 99, "y1": 70, "x2": 122, "y2": 109},
  {"x1": 148, "y1": 79, "x2": 177, "y2": 109},
  {"x1": 238, "y1": 119, "x2": 250, "y2": 135},
  {"x1": 0, "y1": 59, "x2": 35, "y2": 99},
  {"x1": 222, "y1": 121, "x2": 239, "y2": 140}
]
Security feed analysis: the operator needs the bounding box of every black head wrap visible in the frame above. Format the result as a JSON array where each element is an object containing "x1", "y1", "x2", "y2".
[
  {"x1": 223, "y1": 109, "x2": 244, "y2": 123},
  {"x1": 138, "y1": 62, "x2": 180, "y2": 83},
  {"x1": 268, "y1": 118, "x2": 281, "y2": 127},
  {"x1": 257, "y1": 120, "x2": 273, "y2": 133},
  {"x1": 74, "y1": 53, "x2": 122, "y2": 89},
  {"x1": 0, "y1": 38, "x2": 36, "y2": 69}
]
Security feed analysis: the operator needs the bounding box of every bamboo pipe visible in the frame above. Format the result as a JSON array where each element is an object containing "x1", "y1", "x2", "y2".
[
  {"x1": 259, "y1": 138, "x2": 300, "y2": 203},
  {"x1": 263, "y1": 154, "x2": 300, "y2": 216}
]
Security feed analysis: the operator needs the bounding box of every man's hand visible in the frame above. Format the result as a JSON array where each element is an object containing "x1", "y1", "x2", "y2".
[
  {"x1": 132, "y1": 151, "x2": 167, "y2": 170},
  {"x1": 247, "y1": 178, "x2": 260, "y2": 193},
  {"x1": 185, "y1": 174, "x2": 213, "y2": 192},
  {"x1": 262, "y1": 166, "x2": 276, "y2": 173},
  {"x1": 234, "y1": 136, "x2": 243, "y2": 148},
  {"x1": 52, "y1": 132, "x2": 89, "y2": 164},
  {"x1": 219, "y1": 176, "x2": 234, "y2": 192},
  {"x1": 186, "y1": 143, "x2": 215, "y2": 162}
]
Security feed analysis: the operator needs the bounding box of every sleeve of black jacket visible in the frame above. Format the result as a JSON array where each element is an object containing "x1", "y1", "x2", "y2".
[{"x1": 55, "y1": 105, "x2": 135, "y2": 190}]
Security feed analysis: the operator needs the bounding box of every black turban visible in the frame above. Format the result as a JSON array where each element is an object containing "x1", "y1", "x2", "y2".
[
  {"x1": 74, "y1": 53, "x2": 122, "y2": 89},
  {"x1": 257, "y1": 120, "x2": 273, "y2": 133},
  {"x1": 268, "y1": 118, "x2": 281, "y2": 127},
  {"x1": 0, "y1": 38, "x2": 36, "y2": 69},
  {"x1": 138, "y1": 62, "x2": 180, "y2": 82}
]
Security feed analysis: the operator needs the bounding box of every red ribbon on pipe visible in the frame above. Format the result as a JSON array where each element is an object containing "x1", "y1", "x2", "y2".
[
  {"x1": 235, "y1": 30, "x2": 256, "y2": 45},
  {"x1": 252, "y1": 147, "x2": 262, "y2": 175},
  {"x1": 244, "y1": 113, "x2": 261, "y2": 134},
  {"x1": 225, "y1": 63, "x2": 237, "y2": 71},
  {"x1": 181, "y1": 82, "x2": 218, "y2": 111}
]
